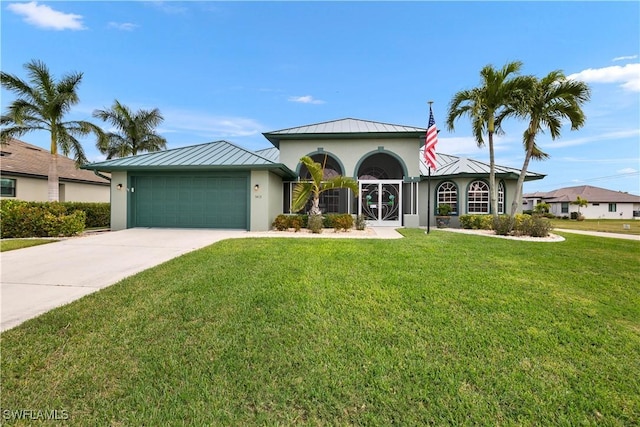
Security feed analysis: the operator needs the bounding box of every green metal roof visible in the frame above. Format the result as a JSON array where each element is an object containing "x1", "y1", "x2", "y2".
[
  {"x1": 81, "y1": 140, "x2": 296, "y2": 178},
  {"x1": 420, "y1": 152, "x2": 545, "y2": 182},
  {"x1": 263, "y1": 118, "x2": 426, "y2": 147}
]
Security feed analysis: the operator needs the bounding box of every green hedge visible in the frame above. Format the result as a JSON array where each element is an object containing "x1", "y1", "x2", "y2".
[
  {"x1": 271, "y1": 213, "x2": 357, "y2": 231},
  {"x1": 0, "y1": 200, "x2": 110, "y2": 238}
]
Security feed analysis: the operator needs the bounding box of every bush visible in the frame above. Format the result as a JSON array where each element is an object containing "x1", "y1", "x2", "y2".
[
  {"x1": 332, "y1": 214, "x2": 354, "y2": 232},
  {"x1": 0, "y1": 200, "x2": 86, "y2": 238},
  {"x1": 511, "y1": 214, "x2": 552, "y2": 237},
  {"x1": 355, "y1": 214, "x2": 367, "y2": 231},
  {"x1": 272, "y1": 214, "x2": 307, "y2": 231},
  {"x1": 272, "y1": 214, "x2": 289, "y2": 231},
  {"x1": 308, "y1": 214, "x2": 323, "y2": 234},
  {"x1": 61, "y1": 202, "x2": 110, "y2": 228},
  {"x1": 493, "y1": 215, "x2": 515, "y2": 236},
  {"x1": 570, "y1": 212, "x2": 579, "y2": 220},
  {"x1": 459, "y1": 214, "x2": 493, "y2": 230}
]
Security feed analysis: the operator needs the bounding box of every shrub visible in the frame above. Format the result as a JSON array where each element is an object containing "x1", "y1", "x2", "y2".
[
  {"x1": 355, "y1": 214, "x2": 367, "y2": 231},
  {"x1": 290, "y1": 216, "x2": 302, "y2": 232},
  {"x1": 493, "y1": 215, "x2": 515, "y2": 236},
  {"x1": 529, "y1": 216, "x2": 552, "y2": 237},
  {"x1": 459, "y1": 214, "x2": 493, "y2": 230},
  {"x1": 272, "y1": 214, "x2": 289, "y2": 231},
  {"x1": 332, "y1": 214, "x2": 354, "y2": 232},
  {"x1": 44, "y1": 211, "x2": 86, "y2": 237},
  {"x1": 0, "y1": 200, "x2": 86, "y2": 238},
  {"x1": 308, "y1": 214, "x2": 323, "y2": 234},
  {"x1": 570, "y1": 212, "x2": 579, "y2": 220},
  {"x1": 62, "y1": 202, "x2": 110, "y2": 228}
]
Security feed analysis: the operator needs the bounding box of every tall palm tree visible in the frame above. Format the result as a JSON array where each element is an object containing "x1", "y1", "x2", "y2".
[
  {"x1": 291, "y1": 156, "x2": 359, "y2": 216},
  {"x1": 1, "y1": 60, "x2": 102, "y2": 201},
  {"x1": 93, "y1": 100, "x2": 167, "y2": 159},
  {"x1": 446, "y1": 61, "x2": 533, "y2": 218},
  {"x1": 507, "y1": 70, "x2": 590, "y2": 216}
]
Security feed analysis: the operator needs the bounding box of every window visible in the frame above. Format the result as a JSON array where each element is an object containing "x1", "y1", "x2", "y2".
[
  {"x1": 608, "y1": 203, "x2": 617, "y2": 212},
  {"x1": 498, "y1": 181, "x2": 505, "y2": 214},
  {"x1": 1, "y1": 178, "x2": 16, "y2": 197},
  {"x1": 467, "y1": 180, "x2": 490, "y2": 214},
  {"x1": 436, "y1": 181, "x2": 458, "y2": 214},
  {"x1": 561, "y1": 202, "x2": 569, "y2": 214}
]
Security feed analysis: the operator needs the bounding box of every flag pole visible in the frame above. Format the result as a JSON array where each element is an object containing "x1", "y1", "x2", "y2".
[
  {"x1": 426, "y1": 101, "x2": 434, "y2": 234},
  {"x1": 427, "y1": 165, "x2": 431, "y2": 234}
]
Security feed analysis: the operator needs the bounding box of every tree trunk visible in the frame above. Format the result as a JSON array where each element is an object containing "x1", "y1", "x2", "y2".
[
  {"x1": 488, "y1": 131, "x2": 498, "y2": 219},
  {"x1": 309, "y1": 193, "x2": 322, "y2": 216},
  {"x1": 511, "y1": 143, "x2": 534, "y2": 217},
  {"x1": 48, "y1": 152, "x2": 60, "y2": 202}
]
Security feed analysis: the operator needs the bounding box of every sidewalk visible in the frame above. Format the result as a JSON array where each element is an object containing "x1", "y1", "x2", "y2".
[{"x1": 553, "y1": 228, "x2": 640, "y2": 241}]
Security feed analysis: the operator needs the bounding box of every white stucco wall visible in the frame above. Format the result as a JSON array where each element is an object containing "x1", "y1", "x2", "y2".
[
  {"x1": 1, "y1": 175, "x2": 109, "y2": 202},
  {"x1": 110, "y1": 171, "x2": 128, "y2": 230},
  {"x1": 250, "y1": 170, "x2": 283, "y2": 231},
  {"x1": 550, "y1": 202, "x2": 639, "y2": 220},
  {"x1": 279, "y1": 137, "x2": 422, "y2": 179}
]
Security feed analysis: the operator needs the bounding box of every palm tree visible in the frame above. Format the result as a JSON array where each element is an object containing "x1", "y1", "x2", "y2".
[
  {"x1": 291, "y1": 155, "x2": 359, "y2": 219},
  {"x1": 93, "y1": 100, "x2": 167, "y2": 159},
  {"x1": 446, "y1": 61, "x2": 533, "y2": 218},
  {"x1": 507, "y1": 70, "x2": 590, "y2": 216},
  {"x1": 1, "y1": 60, "x2": 103, "y2": 201}
]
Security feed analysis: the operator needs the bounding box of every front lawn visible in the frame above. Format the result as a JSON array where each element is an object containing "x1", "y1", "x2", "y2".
[
  {"x1": 0, "y1": 239, "x2": 57, "y2": 252},
  {"x1": 551, "y1": 218, "x2": 640, "y2": 235},
  {"x1": 1, "y1": 229, "x2": 638, "y2": 425}
]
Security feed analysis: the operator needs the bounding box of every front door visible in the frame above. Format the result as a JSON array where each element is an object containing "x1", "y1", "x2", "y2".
[{"x1": 359, "y1": 180, "x2": 402, "y2": 226}]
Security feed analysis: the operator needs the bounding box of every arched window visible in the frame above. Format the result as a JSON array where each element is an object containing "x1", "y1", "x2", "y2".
[
  {"x1": 498, "y1": 181, "x2": 505, "y2": 214},
  {"x1": 436, "y1": 181, "x2": 458, "y2": 215},
  {"x1": 468, "y1": 180, "x2": 490, "y2": 214}
]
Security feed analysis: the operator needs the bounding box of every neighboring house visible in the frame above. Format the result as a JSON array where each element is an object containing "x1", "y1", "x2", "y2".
[
  {"x1": 82, "y1": 118, "x2": 545, "y2": 231},
  {"x1": 0, "y1": 139, "x2": 110, "y2": 202},
  {"x1": 523, "y1": 185, "x2": 640, "y2": 220}
]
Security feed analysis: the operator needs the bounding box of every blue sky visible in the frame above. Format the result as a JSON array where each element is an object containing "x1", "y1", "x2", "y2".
[{"x1": 2, "y1": 1, "x2": 639, "y2": 195}]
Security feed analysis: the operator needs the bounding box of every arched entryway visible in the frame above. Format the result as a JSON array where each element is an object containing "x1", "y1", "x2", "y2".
[
  {"x1": 356, "y1": 152, "x2": 406, "y2": 226},
  {"x1": 297, "y1": 153, "x2": 351, "y2": 214}
]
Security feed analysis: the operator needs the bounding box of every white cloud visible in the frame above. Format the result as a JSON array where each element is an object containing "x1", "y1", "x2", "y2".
[
  {"x1": 617, "y1": 167, "x2": 638, "y2": 174},
  {"x1": 613, "y1": 55, "x2": 638, "y2": 62},
  {"x1": 161, "y1": 109, "x2": 263, "y2": 138},
  {"x1": 7, "y1": 1, "x2": 85, "y2": 30},
  {"x1": 543, "y1": 129, "x2": 640, "y2": 149},
  {"x1": 288, "y1": 95, "x2": 325, "y2": 105},
  {"x1": 567, "y1": 63, "x2": 640, "y2": 92},
  {"x1": 107, "y1": 22, "x2": 138, "y2": 31},
  {"x1": 147, "y1": 1, "x2": 188, "y2": 15}
]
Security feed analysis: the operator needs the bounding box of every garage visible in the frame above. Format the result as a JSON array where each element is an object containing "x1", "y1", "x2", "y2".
[{"x1": 130, "y1": 172, "x2": 248, "y2": 229}]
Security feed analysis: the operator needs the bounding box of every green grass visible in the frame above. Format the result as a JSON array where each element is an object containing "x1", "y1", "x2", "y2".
[
  {"x1": 551, "y1": 218, "x2": 640, "y2": 235},
  {"x1": 0, "y1": 239, "x2": 57, "y2": 252},
  {"x1": 1, "y1": 229, "x2": 639, "y2": 425}
]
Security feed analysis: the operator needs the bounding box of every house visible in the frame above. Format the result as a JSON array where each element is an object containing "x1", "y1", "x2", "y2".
[
  {"x1": 523, "y1": 185, "x2": 640, "y2": 220},
  {"x1": 81, "y1": 118, "x2": 545, "y2": 231},
  {"x1": 0, "y1": 139, "x2": 110, "y2": 202}
]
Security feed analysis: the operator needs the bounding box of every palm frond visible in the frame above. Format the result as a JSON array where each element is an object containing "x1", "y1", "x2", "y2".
[{"x1": 291, "y1": 182, "x2": 314, "y2": 213}]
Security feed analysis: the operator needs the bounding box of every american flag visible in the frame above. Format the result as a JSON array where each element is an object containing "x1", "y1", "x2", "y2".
[{"x1": 423, "y1": 106, "x2": 438, "y2": 170}]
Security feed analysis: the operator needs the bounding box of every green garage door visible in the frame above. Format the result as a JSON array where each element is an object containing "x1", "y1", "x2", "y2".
[{"x1": 131, "y1": 173, "x2": 248, "y2": 229}]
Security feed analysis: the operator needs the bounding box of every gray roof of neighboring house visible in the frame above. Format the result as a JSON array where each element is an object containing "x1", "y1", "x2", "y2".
[
  {"x1": 420, "y1": 152, "x2": 545, "y2": 181},
  {"x1": 524, "y1": 185, "x2": 640, "y2": 203},
  {"x1": 263, "y1": 118, "x2": 426, "y2": 147},
  {"x1": 0, "y1": 139, "x2": 109, "y2": 185},
  {"x1": 82, "y1": 140, "x2": 296, "y2": 178}
]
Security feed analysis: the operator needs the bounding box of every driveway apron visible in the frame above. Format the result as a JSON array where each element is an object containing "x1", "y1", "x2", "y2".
[{"x1": 0, "y1": 228, "x2": 247, "y2": 331}]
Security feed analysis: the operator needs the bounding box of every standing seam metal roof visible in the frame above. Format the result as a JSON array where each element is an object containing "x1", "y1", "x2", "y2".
[{"x1": 81, "y1": 140, "x2": 291, "y2": 171}]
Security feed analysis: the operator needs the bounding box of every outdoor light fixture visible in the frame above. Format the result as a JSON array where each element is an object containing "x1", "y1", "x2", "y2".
[
  {"x1": 116, "y1": 184, "x2": 123, "y2": 190},
  {"x1": 254, "y1": 184, "x2": 260, "y2": 191}
]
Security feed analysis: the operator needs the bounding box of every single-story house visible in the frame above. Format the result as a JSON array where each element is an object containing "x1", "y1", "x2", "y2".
[
  {"x1": 0, "y1": 139, "x2": 110, "y2": 202},
  {"x1": 82, "y1": 118, "x2": 545, "y2": 231},
  {"x1": 523, "y1": 185, "x2": 640, "y2": 220}
]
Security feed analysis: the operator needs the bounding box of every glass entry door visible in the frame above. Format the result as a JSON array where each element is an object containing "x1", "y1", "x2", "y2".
[{"x1": 359, "y1": 180, "x2": 402, "y2": 226}]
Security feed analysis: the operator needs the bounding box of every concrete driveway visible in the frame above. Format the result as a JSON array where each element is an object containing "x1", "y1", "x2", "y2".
[{"x1": 0, "y1": 228, "x2": 248, "y2": 332}]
